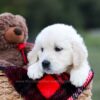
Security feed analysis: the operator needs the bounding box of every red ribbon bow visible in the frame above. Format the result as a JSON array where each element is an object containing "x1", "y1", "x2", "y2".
[{"x1": 17, "y1": 43, "x2": 28, "y2": 65}]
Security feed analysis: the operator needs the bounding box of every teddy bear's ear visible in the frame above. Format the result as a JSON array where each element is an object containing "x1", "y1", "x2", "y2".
[
  {"x1": 0, "y1": 12, "x2": 13, "y2": 16},
  {"x1": 15, "y1": 15, "x2": 26, "y2": 23},
  {"x1": 0, "y1": 13, "x2": 14, "y2": 30},
  {"x1": 71, "y1": 40, "x2": 88, "y2": 68},
  {"x1": 27, "y1": 43, "x2": 39, "y2": 66}
]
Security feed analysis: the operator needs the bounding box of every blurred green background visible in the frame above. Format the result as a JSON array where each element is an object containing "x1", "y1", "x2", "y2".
[{"x1": 0, "y1": 0, "x2": 100, "y2": 99}]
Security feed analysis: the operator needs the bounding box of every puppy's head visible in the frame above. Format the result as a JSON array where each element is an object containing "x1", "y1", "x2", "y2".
[{"x1": 28, "y1": 24, "x2": 88, "y2": 75}]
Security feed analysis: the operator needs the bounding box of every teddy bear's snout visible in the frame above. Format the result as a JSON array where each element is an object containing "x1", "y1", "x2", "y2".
[
  {"x1": 4, "y1": 27, "x2": 25, "y2": 43},
  {"x1": 14, "y1": 28, "x2": 22, "y2": 36}
]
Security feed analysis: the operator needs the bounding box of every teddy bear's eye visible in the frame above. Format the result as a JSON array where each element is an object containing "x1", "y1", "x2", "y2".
[
  {"x1": 54, "y1": 46, "x2": 63, "y2": 52},
  {"x1": 41, "y1": 47, "x2": 44, "y2": 52}
]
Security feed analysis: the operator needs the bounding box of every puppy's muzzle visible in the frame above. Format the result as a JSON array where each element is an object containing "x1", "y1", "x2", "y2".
[{"x1": 42, "y1": 60, "x2": 50, "y2": 69}]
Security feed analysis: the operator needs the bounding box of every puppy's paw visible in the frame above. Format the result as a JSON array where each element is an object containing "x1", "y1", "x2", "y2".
[
  {"x1": 70, "y1": 67, "x2": 89, "y2": 87},
  {"x1": 27, "y1": 64, "x2": 43, "y2": 80},
  {"x1": 70, "y1": 72, "x2": 86, "y2": 87}
]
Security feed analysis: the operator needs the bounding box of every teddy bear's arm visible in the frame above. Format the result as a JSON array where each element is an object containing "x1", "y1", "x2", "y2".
[{"x1": 0, "y1": 59, "x2": 15, "y2": 67}]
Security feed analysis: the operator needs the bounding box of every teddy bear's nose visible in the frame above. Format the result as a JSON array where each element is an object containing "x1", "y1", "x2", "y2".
[{"x1": 14, "y1": 28, "x2": 22, "y2": 35}]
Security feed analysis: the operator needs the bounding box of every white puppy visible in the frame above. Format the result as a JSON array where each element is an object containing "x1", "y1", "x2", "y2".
[{"x1": 27, "y1": 24, "x2": 90, "y2": 87}]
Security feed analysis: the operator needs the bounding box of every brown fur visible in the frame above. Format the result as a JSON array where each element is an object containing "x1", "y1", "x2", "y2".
[{"x1": 0, "y1": 12, "x2": 33, "y2": 100}]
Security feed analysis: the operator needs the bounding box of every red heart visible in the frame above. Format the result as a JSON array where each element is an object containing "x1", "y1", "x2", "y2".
[{"x1": 37, "y1": 75, "x2": 60, "y2": 99}]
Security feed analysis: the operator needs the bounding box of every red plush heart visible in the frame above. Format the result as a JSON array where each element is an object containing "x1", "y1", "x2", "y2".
[{"x1": 37, "y1": 75, "x2": 60, "y2": 99}]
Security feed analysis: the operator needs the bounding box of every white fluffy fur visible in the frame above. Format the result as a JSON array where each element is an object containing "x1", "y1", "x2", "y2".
[{"x1": 27, "y1": 24, "x2": 90, "y2": 87}]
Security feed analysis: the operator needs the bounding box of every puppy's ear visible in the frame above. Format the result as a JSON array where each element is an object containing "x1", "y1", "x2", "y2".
[
  {"x1": 27, "y1": 44, "x2": 39, "y2": 65},
  {"x1": 72, "y1": 41, "x2": 88, "y2": 68}
]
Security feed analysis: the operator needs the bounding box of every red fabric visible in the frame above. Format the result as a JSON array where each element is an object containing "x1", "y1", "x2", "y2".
[
  {"x1": 37, "y1": 75, "x2": 60, "y2": 99},
  {"x1": 17, "y1": 43, "x2": 28, "y2": 64},
  {"x1": 4, "y1": 66, "x2": 94, "y2": 100},
  {"x1": 83, "y1": 71, "x2": 94, "y2": 87},
  {"x1": 68, "y1": 97, "x2": 73, "y2": 100},
  {"x1": 17, "y1": 43, "x2": 26, "y2": 50}
]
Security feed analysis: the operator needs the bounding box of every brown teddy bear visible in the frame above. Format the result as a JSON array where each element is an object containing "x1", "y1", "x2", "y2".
[{"x1": 0, "y1": 12, "x2": 33, "y2": 100}]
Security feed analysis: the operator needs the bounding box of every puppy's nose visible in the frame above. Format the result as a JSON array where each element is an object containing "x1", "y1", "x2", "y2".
[
  {"x1": 14, "y1": 28, "x2": 22, "y2": 35},
  {"x1": 42, "y1": 60, "x2": 50, "y2": 69}
]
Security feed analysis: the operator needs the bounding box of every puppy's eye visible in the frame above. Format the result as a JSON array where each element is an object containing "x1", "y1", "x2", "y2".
[
  {"x1": 41, "y1": 47, "x2": 44, "y2": 52},
  {"x1": 54, "y1": 47, "x2": 63, "y2": 52}
]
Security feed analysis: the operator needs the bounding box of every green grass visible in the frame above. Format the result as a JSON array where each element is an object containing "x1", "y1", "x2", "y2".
[{"x1": 83, "y1": 33, "x2": 100, "y2": 100}]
